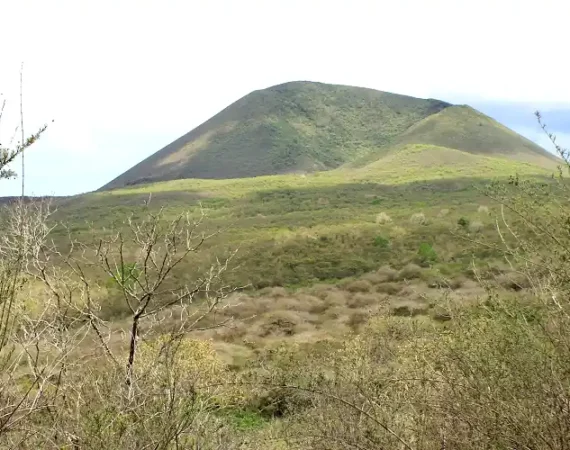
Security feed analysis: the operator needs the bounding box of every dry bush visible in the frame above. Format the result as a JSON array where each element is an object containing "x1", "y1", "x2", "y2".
[
  {"x1": 295, "y1": 293, "x2": 327, "y2": 314},
  {"x1": 390, "y1": 225, "x2": 407, "y2": 238},
  {"x1": 375, "y1": 212, "x2": 392, "y2": 224},
  {"x1": 343, "y1": 279, "x2": 372, "y2": 293},
  {"x1": 306, "y1": 283, "x2": 336, "y2": 300},
  {"x1": 216, "y1": 321, "x2": 249, "y2": 342},
  {"x1": 397, "y1": 284, "x2": 417, "y2": 297},
  {"x1": 375, "y1": 282, "x2": 402, "y2": 295},
  {"x1": 268, "y1": 295, "x2": 304, "y2": 311},
  {"x1": 360, "y1": 271, "x2": 387, "y2": 285},
  {"x1": 397, "y1": 263, "x2": 422, "y2": 280},
  {"x1": 409, "y1": 212, "x2": 427, "y2": 225},
  {"x1": 347, "y1": 311, "x2": 369, "y2": 330},
  {"x1": 256, "y1": 293, "x2": 570, "y2": 450},
  {"x1": 249, "y1": 317, "x2": 438, "y2": 449},
  {"x1": 221, "y1": 294, "x2": 265, "y2": 320},
  {"x1": 389, "y1": 299, "x2": 430, "y2": 317},
  {"x1": 322, "y1": 305, "x2": 347, "y2": 321},
  {"x1": 495, "y1": 271, "x2": 531, "y2": 291},
  {"x1": 375, "y1": 265, "x2": 398, "y2": 282},
  {"x1": 468, "y1": 220, "x2": 484, "y2": 233},
  {"x1": 323, "y1": 289, "x2": 350, "y2": 307},
  {"x1": 448, "y1": 275, "x2": 467, "y2": 290},
  {"x1": 307, "y1": 300, "x2": 330, "y2": 315},
  {"x1": 260, "y1": 286, "x2": 289, "y2": 298},
  {"x1": 31, "y1": 336, "x2": 246, "y2": 450},
  {"x1": 253, "y1": 310, "x2": 302, "y2": 338},
  {"x1": 478, "y1": 205, "x2": 490, "y2": 215},
  {"x1": 437, "y1": 208, "x2": 450, "y2": 217},
  {"x1": 0, "y1": 203, "x2": 249, "y2": 449},
  {"x1": 347, "y1": 292, "x2": 378, "y2": 309}
]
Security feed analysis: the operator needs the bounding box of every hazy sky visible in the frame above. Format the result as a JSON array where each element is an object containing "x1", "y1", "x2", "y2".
[{"x1": 1, "y1": 0, "x2": 569, "y2": 196}]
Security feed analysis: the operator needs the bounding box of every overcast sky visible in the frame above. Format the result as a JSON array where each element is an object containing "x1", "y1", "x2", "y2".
[{"x1": 1, "y1": 0, "x2": 569, "y2": 197}]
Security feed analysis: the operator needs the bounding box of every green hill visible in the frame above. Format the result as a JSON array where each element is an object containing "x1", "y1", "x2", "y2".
[
  {"x1": 100, "y1": 81, "x2": 452, "y2": 190},
  {"x1": 392, "y1": 106, "x2": 558, "y2": 167},
  {"x1": 100, "y1": 81, "x2": 558, "y2": 191}
]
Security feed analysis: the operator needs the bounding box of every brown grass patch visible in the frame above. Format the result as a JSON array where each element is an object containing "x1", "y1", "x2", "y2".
[
  {"x1": 375, "y1": 265, "x2": 398, "y2": 282},
  {"x1": 397, "y1": 263, "x2": 422, "y2": 280},
  {"x1": 375, "y1": 282, "x2": 402, "y2": 295},
  {"x1": 347, "y1": 293, "x2": 380, "y2": 309},
  {"x1": 343, "y1": 279, "x2": 373, "y2": 293}
]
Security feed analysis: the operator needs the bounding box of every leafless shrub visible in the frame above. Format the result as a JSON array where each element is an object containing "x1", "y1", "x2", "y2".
[
  {"x1": 347, "y1": 292, "x2": 378, "y2": 309},
  {"x1": 397, "y1": 263, "x2": 422, "y2": 280},
  {"x1": 343, "y1": 279, "x2": 372, "y2": 293},
  {"x1": 375, "y1": 282, "x2": 402, "y2": 295},
  {"x1": 0, "y1": 202, "x2": 247, "y2": 448},
  {"x1": 468, "y1": 220, "x2": 484, "y2": 233},
  {"x1": 477, "y1": 205, "x2": 489, "y2": 215},
  {"x1": 375, "y1": 212, "x2": 392, "y2": 224},
  {"x1": 375, "y1": 265, "x2": 398, "y2": 282},
  {"x1": 409, "y1": 212, "x2": 427, "y2": 225}
]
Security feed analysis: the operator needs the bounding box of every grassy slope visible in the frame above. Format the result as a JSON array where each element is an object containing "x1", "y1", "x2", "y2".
[
  {"x1": 56, "y1": 153, "x2": 553, "y2": 290},
  {"x1": 398, "y1": 106, "x2": 560, "y2": 166},
  {"x1": 100, "y1": 81, "x2": 451, "y2": 189},
  {"x1": 349, "y1": 105, "x2": 561, "y2": 169}
]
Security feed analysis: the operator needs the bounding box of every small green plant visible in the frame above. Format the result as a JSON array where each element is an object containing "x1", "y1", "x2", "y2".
[
  {"x1": 107, "y1": 262, "x2": 140, "y2": 290},
  {"x1": 373, "y1": 235, "x2": 390, "y2": 248},
  {"x1": 417, "y1": 242, "x2": 438, "y2": 266},
  {"x1": 226, "y1": 409, "x2": 267, "y2": 431},
  {"x1": 458, "y1": 216, "x2": 470, "y2": 228}
]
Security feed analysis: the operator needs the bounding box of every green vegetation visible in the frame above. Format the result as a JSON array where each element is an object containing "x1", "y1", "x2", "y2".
[
  {"x1": 54, "y1": 151, "x2": 552, "y2": 292},
  {"x1": 417, "y1": 242, "x2": 437, "y2": 265},
  {"x1": 2, "y1": 77, "x2": 569, "y2": 448},
  {"x1": 100, "y1": 81, "x2": 557, "y2": 189}
]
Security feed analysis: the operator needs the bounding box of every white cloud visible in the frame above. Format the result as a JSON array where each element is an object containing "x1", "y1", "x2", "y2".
[{"x1": 1, "y1": 0, "x2": 569, "y2": 195}]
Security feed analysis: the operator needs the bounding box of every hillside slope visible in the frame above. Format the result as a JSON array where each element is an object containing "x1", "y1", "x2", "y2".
[
  {"x1": 100, "y1": 81, "x2": 558, "y2": 191},
  {"x1": 348, "y1": 105, "x2": 560, "y2": 169},
  {"x1": 100, "y1": 81, "x2": 450, "y2": 190},
  {"x1": 395, "y1": 106, "x2": 559, "y2": 168}
]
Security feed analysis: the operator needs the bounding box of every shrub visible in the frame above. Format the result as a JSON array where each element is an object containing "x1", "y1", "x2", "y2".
[
  {"x1": 478, "y1": 205, "x2": 490, "y2": 215},
  {"x1": 390, "y1": 225, "x2": 407, "y2": 238},
  {"x1": 390, "y1": 302, "x2": 429, "y2": 317},
  {"x1": 373, "y1": 235, "x2": 390, "y2": 248},
  {"x1": 344, "y1": 279, "x2": 372, "y2": 293},
  {"x1": 106, "y1": 261, "x2": 140, "y2": 290},
  {"x1": 397, "y1": 263, "x2": 422, "y2": 280},
  {"x1": 417, "y1": 243, "x2": 438, "y2": 266},
  {"x1": 409, "y1": 212, "x2": 427, "y2": 225},
  {"x1": 375, "y1": 212, "x2": 392, "y2": 224},
  {"x1": 496, "y1": 272, "x2": 531, "y2": 291},
  {"x1": 449, "y1": 275, "x2": 467, "y2": 290},
  {"x1": 468, "y1": 220, "x2": 484, "y2": 233},
  {"x1": 457, "y1": 216, "x2": 470, "y2": 228},
  {"x1": 375, "y1": 265, "x2": 398, "y2": 282},
  {"x1": 375, "y1": 282, "x2": 402, "y2": 295},
  {"x1": 347, "y1": 293, "x2": 377, "y2": 309},
  {"x1": 347, "y1": 311, "x2": 369, "y2": 330}
]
